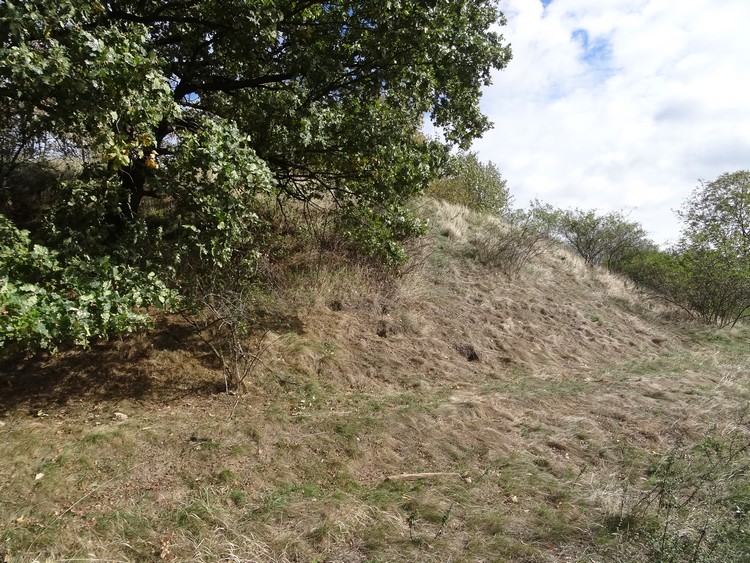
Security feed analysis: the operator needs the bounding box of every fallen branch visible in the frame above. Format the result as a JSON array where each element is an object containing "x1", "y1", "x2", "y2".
[{"x1": 385, "y1": 471, "x2": 467, "y2": 482}]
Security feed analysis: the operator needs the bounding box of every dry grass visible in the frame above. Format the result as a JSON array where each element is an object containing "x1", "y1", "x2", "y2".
[{"x1": 3, "y1": 199, "x2": 750, "y2": 562}]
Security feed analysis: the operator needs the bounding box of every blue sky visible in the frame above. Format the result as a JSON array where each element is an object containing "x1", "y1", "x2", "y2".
[
  {"x1": 571, "y1": 29, "x2": 611, "y2": 66},
  {"x1": 468, "y1": 0, "x2": 750, "y2": 245}
]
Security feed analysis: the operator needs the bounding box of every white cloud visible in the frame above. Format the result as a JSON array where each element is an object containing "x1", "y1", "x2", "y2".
[{"x1": 473, "y1": 0, "x2": 750, "y2": 245}]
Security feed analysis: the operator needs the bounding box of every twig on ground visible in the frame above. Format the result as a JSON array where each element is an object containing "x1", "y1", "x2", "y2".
[
  {"x1": 385, "y1": 471, "x2": 466, "y2": 482},
  {"x1": 28, "y1": 462, "x2": 149, "y2": 552}
]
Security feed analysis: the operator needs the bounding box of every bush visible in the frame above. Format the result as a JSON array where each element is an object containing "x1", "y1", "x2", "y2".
[
  {"x1": 470, "y1": 207, "x2": 553, "y2": 278},
  {"x1": 605, "y1": 425, "x2": 750, "y2": 562},
  {"x1": 621, "y1": 171, "x2": 750, "y2": 327},
  {"x1": 545, "y1": 207, "x2": 651, "y2": 269},
  {"x1": 427, "y1": 152, "x2": 510, "y2": 215},
  {"x1": 0, "y1": 215, "x2": 175, "y2": 353}
]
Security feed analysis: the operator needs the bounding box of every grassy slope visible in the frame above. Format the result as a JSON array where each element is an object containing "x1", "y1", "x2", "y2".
[{"x1": 2, "y1": 199, "x2": 750, "y2": 562}]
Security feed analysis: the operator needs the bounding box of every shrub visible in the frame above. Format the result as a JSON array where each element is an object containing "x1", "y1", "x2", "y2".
[
  {"x1": 0, "y1": 215, "x2": 175, "y2": 353},
  {"x1": 547, "y1": 208, "x2": 651, "y2": 269},
  {"x1": 605, "y1": 425, "x2": 750, "y2": 562},
  {"x1": 620, "y1": 171, "x2": 750, "y2": 327},
  {"x1": 470, "y1": 207, "x2": 553, "y2": 278},
  {"x1": 427, "y1": 152, "x2": 511, "y2": 215}
]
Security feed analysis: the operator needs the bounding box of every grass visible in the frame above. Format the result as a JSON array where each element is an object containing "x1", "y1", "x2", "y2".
[
  {"x1": 0, "y1": 357, "x2": 750, "y2": 561},
  {"x1": 5, "y1": 203, "x2": 750, "y2": 561},
  {"x1": 591, "y1": 423, "x2": 750, "y2": 562},
  {"x1": 482, "y1": 372, "x2": 593, "y2": 399},
  {"x1": 4, "y1": 369, "x2": 744, "y2": 563}
]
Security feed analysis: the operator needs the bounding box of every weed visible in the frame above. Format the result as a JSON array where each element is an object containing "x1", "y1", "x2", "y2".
[
  {"x1": 191, "y1": 437, "x2": 220, "y2": 451},
  {"x1": 183, "y1": 289, "x2": 274, "y2": 394},
  {"x1": 599, "y1": 420, "x2": 750, "y2": 562},
  {"x1": 83, "y1": 432, "x2": 109, "y2": 444},
  {"x1": 254, "y1": 483, "x2": 323, "y2": 516},
  {"x1": 175, "y1": 500, "x2": 211, "y2": 535},
  {"x1": 588, "y1": 312, "x2": 604, "y2": 325},
  {"x1": 367, "y1": 480, "x2": 413, "y2": 509},
  {"x1": 229, "y1": 489, "x2": 247, "y2": 507},
  {"x1": 619, "y1": 352, "x2": 705, "y2": 377},
  {"x1": 218, "y1": 469, "x2": 236, "y2": 484},
  {"x1": 229, "y1": 443, "x2": 250, "y2": 457},
  {"x1": 94, "y1": 508, "x2": 153, "y2": 549},
  {"x1": 306, "y1": 521, "x2": 331, "y2": 543},
  {"x1": 471, "y1": 509, "x2": 506, "y2": 536},
  {"x1": 434, "y1": 502, "x2": 454, "y2": 539},
  {"x1": 406, "y1": 509, "x2": 420, "y2": 542}
]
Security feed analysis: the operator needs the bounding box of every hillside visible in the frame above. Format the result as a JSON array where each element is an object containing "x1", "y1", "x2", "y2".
[{"x1": 2, "y1": 199, "x2": 750, "y2": 562}]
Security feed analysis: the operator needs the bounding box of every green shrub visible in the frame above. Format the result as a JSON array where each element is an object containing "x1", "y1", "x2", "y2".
[
  {"x1": 0, "y1": 214, "x2": 175, "y2": 353},
  {"x1": 619, "y1": 171, "x2": 750, "y2": 327},
  {"x1": 427, "y1": 152, "x2": 510, "y2": 215}
]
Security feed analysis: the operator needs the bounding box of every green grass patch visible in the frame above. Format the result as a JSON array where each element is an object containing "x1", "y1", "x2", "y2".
[
  {"x1": 254, "y1": 482, "x2": 323, "y2": 516},
  {"x1": 482, "y1": 374, "x2": 591, "y2": 399}
]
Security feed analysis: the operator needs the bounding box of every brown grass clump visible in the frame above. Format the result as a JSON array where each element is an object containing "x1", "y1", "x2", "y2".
[{"x1": 2, "y1": 198, "x2": 750, "y2": 562}]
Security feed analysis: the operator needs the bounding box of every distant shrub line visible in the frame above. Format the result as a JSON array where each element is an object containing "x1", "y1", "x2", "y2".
[{"x1": 428, "y1": 156, "x2": 750, "y2": 328}]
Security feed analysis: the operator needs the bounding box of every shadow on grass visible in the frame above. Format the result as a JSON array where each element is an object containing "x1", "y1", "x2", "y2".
[
  {"x1": 0, "y1": 301, "x2": 310, "y2": 412},
  {"x1": 0, "y1": 317, "x2": 222, "y2": 411}
]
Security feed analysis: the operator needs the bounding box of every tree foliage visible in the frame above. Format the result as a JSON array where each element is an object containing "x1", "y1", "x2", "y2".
[
  {"x1": 620, "y1": 172, "x2": 750, "y2": 327},
  {"x1": 0, "y1": 0, "x2": 511, "y2": 352},
  {"x1": 426, "y1": 151, "x2": 510, "y2": 214},
  {"x1": 677, "y1": 171, "x2": 750, "y2": 258},
  {"x1": 0, "y1": 215, "x2": 174, "y2": 352},
  {"x1": 530, "y1": 204, "x2": 651, "y2": 270},
  {"x1": 675, "y1": 171, "x2": 750, "y2": 326}
]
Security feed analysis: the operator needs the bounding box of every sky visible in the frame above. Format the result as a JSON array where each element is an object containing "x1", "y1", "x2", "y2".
[{"x1": 470, "y1": 0, "x2": 750, "y2": 246}]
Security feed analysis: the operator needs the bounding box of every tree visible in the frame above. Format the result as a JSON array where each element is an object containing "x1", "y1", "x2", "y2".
[
  {"x1": 427, "y1": 151, "x2": 510, "y2": 214},
  {"x1": 619, "y1": 172, "x2": 750, "y2": 327},
  {"x1": 540, "y1": 206, "x2": 651, "y2": 269},
  {"x1": 105, "y1": 0, "x2": 511, "y2": 242},
  {"x1": 678, "y1": 171, "x2": 750, "y2": 259},
  {"x1": 0, "y1": 0, "x2": 512, "y2": 352},
  {"x1": 673, "y1": 171, "x2": 750, "y2": 326},
  {"x1": 599, "y1": 213, "x2": 652, "y2": 273}
]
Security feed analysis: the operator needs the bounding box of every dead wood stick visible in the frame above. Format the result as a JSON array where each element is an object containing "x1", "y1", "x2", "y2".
[{"x1": 385, "y1": 471, "x2": 463, "y2": 482}]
